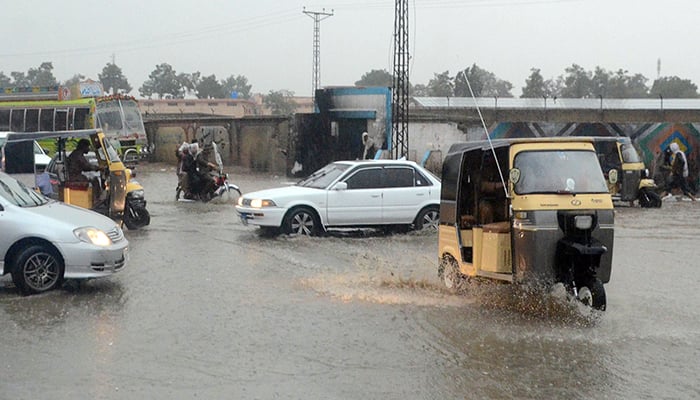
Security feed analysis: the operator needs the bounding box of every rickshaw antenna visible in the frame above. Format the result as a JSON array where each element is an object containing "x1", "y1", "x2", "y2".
[{"x1": 460, "y1": 70, "x2": 509, "y2": 198}]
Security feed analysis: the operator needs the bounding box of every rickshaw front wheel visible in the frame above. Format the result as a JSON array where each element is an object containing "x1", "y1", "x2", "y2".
[{"x1": 577, "y1": 278, "x2": 606, "y2": 311}]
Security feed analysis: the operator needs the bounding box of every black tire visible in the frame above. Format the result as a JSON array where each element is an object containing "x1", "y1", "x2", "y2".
[
  {"x1": 124, "y1": 203, "x2": 151, "y2": 230},
  {"x1": 577, "y1": 278, "x2": 606, "y2": 311},
  {"x1": 439, "y1": 255, "x2": 466, "y2": 291},
  {"x1": 638, "y1": 188, "x2": 662, "y2": 208},
  {"x1": 283, "y1": 207, "x2": 321, "y2": 236},
  {"x1": 414, "y1": 206, "x2": 440, "y2": 231},
  {"x1": 11, "y1": 245, "x2": 64, "y2": 295}
]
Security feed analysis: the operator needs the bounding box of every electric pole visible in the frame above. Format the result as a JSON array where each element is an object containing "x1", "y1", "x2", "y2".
[
  {"x1": 303, "y1": 7, "x2": 333, "y2": 101},
  {"x1": 392, "y1": 0, "x2": 409, "y2": 159}
]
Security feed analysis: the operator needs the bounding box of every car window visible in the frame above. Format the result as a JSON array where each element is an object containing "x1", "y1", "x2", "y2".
[
  {"x1": 414, "y1": 168, "x2": 434, "y2": 186},
  {"x1": 383, "y1": 167, "x2": 414, "y2": 188},
  {"x1": 298, "y1": 163, "x2": 350, "y2": 189},
  {"x1": 344, "y1": 168, "x2": 383, "y2": 189}
]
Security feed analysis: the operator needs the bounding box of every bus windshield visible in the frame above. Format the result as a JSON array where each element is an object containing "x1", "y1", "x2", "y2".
[
  {"x1": 514, "y1": 150, "x2": 609, "y2": 195},
  {"x1": 96, "y1": 99, "x2": 146, "y2": 138}
]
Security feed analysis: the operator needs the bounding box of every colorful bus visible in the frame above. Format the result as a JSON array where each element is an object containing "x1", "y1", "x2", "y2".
[{"x1": 0, "y1": 81, "x2": 147, "y2": 161}]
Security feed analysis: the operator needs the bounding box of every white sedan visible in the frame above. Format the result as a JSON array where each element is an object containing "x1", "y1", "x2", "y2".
[
  {"x1": 0, "y1": 171, "x2": 128, "y2": 295},
  {"x1": 235, "y1": 160, "x2": 441, "y2": 235}
]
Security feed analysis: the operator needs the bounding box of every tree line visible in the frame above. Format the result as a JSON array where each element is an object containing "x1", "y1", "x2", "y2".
[
  {"x1": 2, "y1": 61, "x2": 698, "y2": 117},
  {"x1": 356, "y1": 64, "x2": 700, "y2": 99}
]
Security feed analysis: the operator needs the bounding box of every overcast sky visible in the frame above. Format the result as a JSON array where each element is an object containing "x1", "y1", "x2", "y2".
[{"x1": 2, "y1": 0, "x2": 697, "y2": 98}]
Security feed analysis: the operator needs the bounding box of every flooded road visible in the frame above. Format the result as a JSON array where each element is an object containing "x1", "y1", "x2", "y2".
[{"x1": 1, "y1": 163, "x2": 698, "y2": 399}]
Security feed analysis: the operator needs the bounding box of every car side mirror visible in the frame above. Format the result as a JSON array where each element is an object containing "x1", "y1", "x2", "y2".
[{"x1": 333, "y1": 182, "x2": 348, "y2": 191}]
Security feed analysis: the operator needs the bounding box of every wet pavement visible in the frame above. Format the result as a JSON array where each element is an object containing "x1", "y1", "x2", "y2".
[{"x1": 1, "y1": 163, "x2": 699, "y2": 399}]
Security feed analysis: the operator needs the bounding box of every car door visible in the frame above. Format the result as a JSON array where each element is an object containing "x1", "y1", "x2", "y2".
[
  {"x1": 325, "y1": 166, "x2": 383, "y2": 225},
  {"x1": 381, "y1": 166, "x2": 431, "y2": 224}
]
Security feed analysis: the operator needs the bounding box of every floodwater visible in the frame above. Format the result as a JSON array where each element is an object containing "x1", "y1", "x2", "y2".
[{"x1": 1, "y1": 163, "x2": 699, "y2": 400}]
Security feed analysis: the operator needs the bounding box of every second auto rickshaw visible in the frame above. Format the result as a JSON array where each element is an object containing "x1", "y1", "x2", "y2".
[
  {"x1": 2, "y1": 129, "x2": 150, "y2": 230},
  {"x1": 589, "y1": 136, "x2": 661, "y2": 208},
  {"x1": 438, "y1": 138, "x2": 614, "y2": 310}
]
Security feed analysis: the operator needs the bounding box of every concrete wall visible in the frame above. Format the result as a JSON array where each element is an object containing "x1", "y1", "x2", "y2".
[{"x1": 145, "y1": 116, "x2": 290, "y2": 175}]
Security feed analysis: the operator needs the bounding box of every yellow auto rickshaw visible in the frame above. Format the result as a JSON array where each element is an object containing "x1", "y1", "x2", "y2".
[
  {"x1": 2, "y1": 129, "x2": 150, "y2": 230},
  {"x1": 589, "y1": 136, "x2": 661, "y2": 208},
  {"x1": 438, "y1": 138, "x2": 614, "y2": 310}
]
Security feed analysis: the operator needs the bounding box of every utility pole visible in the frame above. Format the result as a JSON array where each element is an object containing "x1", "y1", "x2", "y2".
[
  {"x1": 392, "y1": 0, "x2": 409, "y2": 159},
  {"x1": 303, "y1": 7, "x2": 333, "y2": 101}
]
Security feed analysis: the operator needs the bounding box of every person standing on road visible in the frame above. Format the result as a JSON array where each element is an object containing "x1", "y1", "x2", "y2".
[
  {"x1": 660, "y1": 142, "x2": 696, "y2": 201},
  {"x1": 361, "y1": 132, "x2": 376, "y2": 160}
]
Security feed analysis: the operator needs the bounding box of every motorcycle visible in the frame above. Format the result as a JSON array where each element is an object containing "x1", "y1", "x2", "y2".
[{"x1": 176, "y1": 142, "x2": 241, "y2": 202}]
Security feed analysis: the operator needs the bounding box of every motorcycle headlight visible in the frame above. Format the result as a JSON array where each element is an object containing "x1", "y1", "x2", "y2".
[
  {"x1": 574, "y1": 215, "x2": 593, "y2": 230},
  {"x1": 129, "y1": 189, "x2": 145, "y2": 199},
  {"x1": 250, "y1": 199, "x2": 276, "y2": 208},
  {"x1": 74, "y1": 227, "x2": 112, "y2": 247}
]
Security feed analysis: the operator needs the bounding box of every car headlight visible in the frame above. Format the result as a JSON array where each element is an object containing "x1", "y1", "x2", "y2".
[
  {"x1": 250, "y1": 199, "x2": 276, "y2": 208},
  {"x1": 129, "y1": 189, "x2": 145, "y2": 199},
  {"x1": 74, "y1": 227, "x2": 112, "y2": 246},
  {"x1": 574, "y1": 215, "x2": 593, "y2": 230}
]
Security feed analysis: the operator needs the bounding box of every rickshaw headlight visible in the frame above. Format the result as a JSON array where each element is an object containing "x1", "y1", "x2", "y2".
[{"x1": 574, "y1": 215, "x2": 593, "y2": 230}]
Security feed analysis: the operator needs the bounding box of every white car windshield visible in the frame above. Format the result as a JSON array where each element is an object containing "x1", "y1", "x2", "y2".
[
  {"x1": 297, "y1": 163, "x2": 350, "y2": 189},
  {"x1": 0, "y1": 173, "x2": 49, "y2": 207}
]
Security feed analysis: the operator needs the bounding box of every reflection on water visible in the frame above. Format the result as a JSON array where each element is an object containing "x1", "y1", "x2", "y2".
[{"x1": 1, "y1": 166, "x2": 698, "y2": 399}]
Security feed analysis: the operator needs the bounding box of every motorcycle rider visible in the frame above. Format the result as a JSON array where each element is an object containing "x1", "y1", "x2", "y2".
[{"x1": 186, "y1": 142, "x2": 218, "y2": 199}]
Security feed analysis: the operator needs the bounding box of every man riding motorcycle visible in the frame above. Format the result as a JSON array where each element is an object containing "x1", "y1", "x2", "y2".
[{"x1": 181, "y1": 142, "x2": 218, "y2": 200}]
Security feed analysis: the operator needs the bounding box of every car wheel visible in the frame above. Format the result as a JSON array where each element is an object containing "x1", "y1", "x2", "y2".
[
  {"x1": 414, "y1": 206, "x2": 439, "y2": 231},
  {"x1": 283, "y1": 207, "x2": 321, "y2": 236},
  {"x1": 11, "y1": 245, "x2": 65, "y2": 295}
]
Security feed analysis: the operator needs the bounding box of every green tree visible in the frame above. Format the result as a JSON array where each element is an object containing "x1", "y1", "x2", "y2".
[
  {"x1": 264, "y1": 90, "x2": 297, "y2": 115},
  {"x1": 26, "y1": 62, "x2": 58, "y2": 86},
  {"x1": 63, "y1": 74, "x2": 86, "y2": 88},
  {"x1": 355, "y1": 69, "x2": 393, "y2": 87},
  {"x1": 10, "y1": 72, "x2": 29, "y2": 86},
  {"x1": 455, "y1": 64, "x2": 513, "y2": 97},
  {"x1": 177, "y1": 72, "x2": 200, "y2": 98},
  {"x1": 605, "y1": 69, "x2": 648, "y2": 98},
  {"x1": 426, "y1": 71, "x2": 454, "y2": 97},
  {"x1": 221, "y1": 75, "x2": 252, "y2": 99},
  {"x1": 559, "y1": 64, "x2": 593, "y2": 98},
  {"x1": 649, "y1": 76, "x2": 699, "y2": 98},
  {"x1": 99, "y1": 62, "x2": 132, "y2": 94},
  {"x1": 139, "y1": 63, "x2": 182, "y2": 99},
  {"x1": 521, "y1": 68, "x2": 547, "y2": 98},
  {"x1": 0, "y1": 72, "x2": 12, "y2": 87},
  {"x1": 410, "y1": 83, "x2": 429, "y2": 97},
  {"x1": 196, "y1": 74, "x2": 224, "y2": 99}
]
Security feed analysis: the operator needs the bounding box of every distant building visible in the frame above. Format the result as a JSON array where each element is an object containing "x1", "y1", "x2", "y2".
[
  {"x1": 138, "y1": 95, "x2": 315, "y2": 117},
  {"x1": 138, "y1": 98, "x2": 259, "y2": 117}
]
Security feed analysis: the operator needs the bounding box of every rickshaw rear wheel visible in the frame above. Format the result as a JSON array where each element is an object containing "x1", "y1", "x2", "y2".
[
  {"x1": 638, "y1": 188, "x2": 662, "y2": 208},
  {"x1": 577, "y1": 278, "x2": 606, "y2": 311},
  {"x1": 439, "y1": 256, "x2": 467, "y2": 291},
  {"x1": 124, "y1": 204, "x2": 151, "y2": 230}
]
